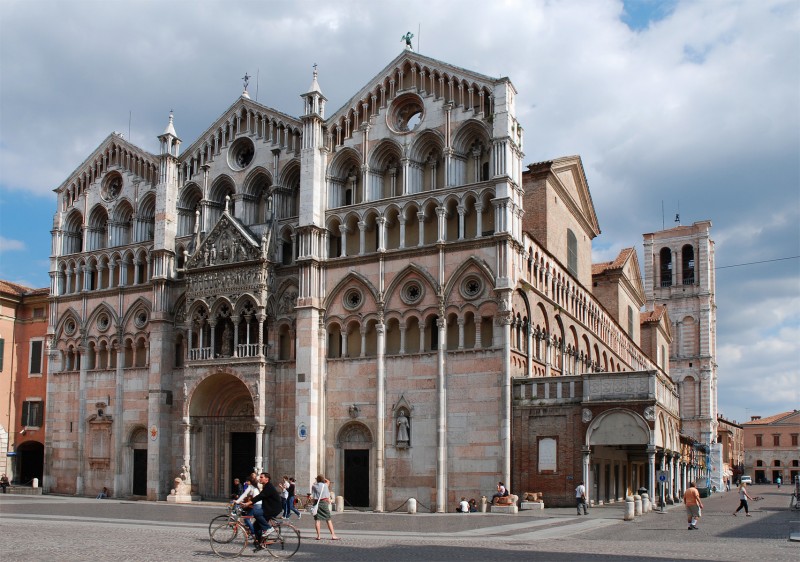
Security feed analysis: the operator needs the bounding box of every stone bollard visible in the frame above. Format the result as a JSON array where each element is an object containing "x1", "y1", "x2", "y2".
[
  {"x1": 32, "y1": 478, "x2": 39, "y2": 489},
  {"x1": 407, "y1": 497, "x2": 417, "y2": 514},
  {"x1": 641, "y1": 493, "x2": 650, "y2": 513},
  {"x1": 480, "y1": 496, "x2": 488, "y2": 513},
  {"x1": 335, "y1": 495, "x2": 344, "y2": 512},
  {"x1": 624, "y1": 496, "x2": 635, "y2": 521},
  {"x1": 634, "y1": 494, "x2": 642, "y2": 516}
]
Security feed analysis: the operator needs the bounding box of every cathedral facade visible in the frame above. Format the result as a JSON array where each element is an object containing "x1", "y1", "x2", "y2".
[{"x1": 44, "y1": 50, "x2": 706, "y2": 508}]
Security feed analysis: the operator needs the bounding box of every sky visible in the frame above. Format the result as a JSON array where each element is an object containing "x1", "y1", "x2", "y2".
[{"x1": 0, "y1": 0, "x2": 798, "y2": 424}]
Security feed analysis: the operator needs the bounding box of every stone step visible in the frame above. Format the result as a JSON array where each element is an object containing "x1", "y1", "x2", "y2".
[{"x1": 3, "y1": 486, "x2": 43, "y2": 495}]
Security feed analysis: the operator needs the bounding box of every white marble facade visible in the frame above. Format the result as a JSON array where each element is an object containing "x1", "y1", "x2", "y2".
[{"x1": 44, "y1": 49, "x2": 680, "y2": 509}]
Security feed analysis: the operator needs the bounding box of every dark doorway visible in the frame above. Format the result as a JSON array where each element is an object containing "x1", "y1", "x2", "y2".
[
  {"x1": 230, "y1": 432, "x2": 256, "y2": 487},
  {"x1": 16, "y1": 441, "x2": 44, "y2": 484},
  {"x1": 344, "y1": 449, "x2": 370, "y2": 507},
  {"x1": 132, "y1": 449, "x2": 147, "y2": 495}
]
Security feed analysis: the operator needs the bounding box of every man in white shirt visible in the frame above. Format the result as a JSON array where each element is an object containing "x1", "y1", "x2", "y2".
[
  {"x1": 575, "y1": 481, "x2": 588, "y2": 515},
  {"x1": 458, "y1": 497, "x2": 470, "y2": 513}
]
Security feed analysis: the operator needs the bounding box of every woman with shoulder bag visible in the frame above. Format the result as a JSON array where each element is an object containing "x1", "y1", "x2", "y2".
[{"x1": 311, "y1": 474, "x2": 339, "y2": 541}]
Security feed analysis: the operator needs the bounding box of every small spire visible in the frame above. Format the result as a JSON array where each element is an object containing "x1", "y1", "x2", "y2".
[
  {"x1": 307, "y1": 63, "x2": 322, "y2": 94},
  {"x1": 162, "y1": 110, "x2": 177, "y2": 137}
]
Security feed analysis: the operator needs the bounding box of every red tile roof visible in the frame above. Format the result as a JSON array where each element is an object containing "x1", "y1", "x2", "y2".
[
  {"x1": 640, "y1": 305, "x2": 667, "y2": 324},
  {"x1": 592, "y1": 248, "x2": 635, "y2": 276},
  {"x1": 0, "y1": 279, "x2": 34, "y2": 295},
  {"x1": 742, "y1": 410, "x2": 799, "y2": 425}
]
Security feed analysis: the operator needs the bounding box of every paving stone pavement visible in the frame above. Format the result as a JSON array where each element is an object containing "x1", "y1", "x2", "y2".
[{"x1": 1, "y1": 484, "x2": 798, "y2": 561}]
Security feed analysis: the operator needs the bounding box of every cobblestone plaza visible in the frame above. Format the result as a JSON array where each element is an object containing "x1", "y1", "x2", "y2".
[{"x1": 1, "y1": 485, "x2": 797, "y2": 561}]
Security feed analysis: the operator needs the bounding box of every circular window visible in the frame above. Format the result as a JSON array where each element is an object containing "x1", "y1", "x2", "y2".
[
  {"x1": 343, "y1": 288, "x2": 363, "y2": 311},
  {"x1": 101, "y1": 172, "x2": 123, "y2": 201},
  {"x1": 134, "y1": 309, "x2": 149, "y2": 329},
  {"x1": 460, "y1": 276, "x2": 483, "y2": 300},
  {"x1": 64, "y1": 318, "x2": 77, "y2": 336},
  {"x1": 400, "y1": 280, "x2": 424, "y2": 305},
  {"x1": 387, "y1": 93, "x2": 425, "y2": 134},
  {"x1": 228, "y1": 137, "x2": 255, "y2": 171},
  {"x1": 97, "y1": 313, "x2": 110, "y2": 333}
]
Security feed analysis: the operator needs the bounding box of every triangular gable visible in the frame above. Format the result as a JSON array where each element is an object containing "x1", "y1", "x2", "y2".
[
  {"x1": 619, "y1": 248, "x2": 646, "y2": 306},
  {"x1": 55, "y1": 133, "x2": 158, "y2": 194},
  {"x1": 186, "y1": 209, "x2": 264, "y2": 270},
  {"x1": 180, "y1": 96, "x2": 302, "y2": 157},
  {"x1": 549, "y1": 155, "x2": 601, "y2": 237},
  {"x1": 326, "y1": 50, "x2": 512, "y2": 124}
]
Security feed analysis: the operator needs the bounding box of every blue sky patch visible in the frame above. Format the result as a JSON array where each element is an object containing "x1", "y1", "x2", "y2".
[{"x1": 621, "y1": 0, "x2": 678, "y2": 31}]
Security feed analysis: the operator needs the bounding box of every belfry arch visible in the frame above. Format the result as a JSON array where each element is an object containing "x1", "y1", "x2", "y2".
[{"x1": 187, "y1": 373, "x2": 259, "y2": 499}]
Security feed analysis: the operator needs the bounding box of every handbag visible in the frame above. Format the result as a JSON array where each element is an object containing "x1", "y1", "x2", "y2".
[{"x1": 308, "y1": 483, "x2": 325, "y2": 516}]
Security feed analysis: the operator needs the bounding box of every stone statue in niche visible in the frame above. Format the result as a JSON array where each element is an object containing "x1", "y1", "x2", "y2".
[
  {"x1": 204, "y1": 246, "x2": 210, "y2": 266},
  {"x1": 210, "y1": 244, "x2": 217, "y2": 265},
  {"x1": 396, "y1": 410, "x2": 410, "y2": 445}
]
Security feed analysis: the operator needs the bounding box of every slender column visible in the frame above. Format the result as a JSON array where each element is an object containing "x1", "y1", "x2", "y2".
[
  {"x1": 526, "y1": 321, "x2": 533, "y2": 377},
  {"x1": 647, "y1": 446, "x2": 657, "y2": 499},
  {"x1": 358, "y1": 221, "x2": 366, "y2": 255},
  {"x1": 417, "y1": 212, "x2": 425, "y2": 247},
  {"x1": 435, "y1": 315, "x2": 447, "y2": 512},
  {"x1": 76, "y1": 343, "x2": 88, "y2": 494},
  {"x1": 377, "y1": 217, "x2": 386, "y2": 252},
  {"x1": 398, "y1": 216, "x2": 406, "y2": 249},
  {"x1": 339, "y1": 225, "x2": 348, "y2": 258},
  {"x1": 255, "y1": 424, "x2": 266, "y2": 474},
  {"x1": 209, "y1": 322, "x2": 216, "y2": 357},
  {"x1": 113, "y1": 342, "x2": 125, "y2": 495},
  {"x1": 232, "y1": 316, "x2": 240, "y2": 358},
  {"x1": 399, "y1": 323, "x2": 406, "y2": 354},
  {"x1": 457, "y1": 205, "x2": 465, "y2": 240},
  {"x1": 582, "y1": 446, "x2": 591, "y2": 505},
  {"x1": 457, "y1": 318, "x2": 464, "y2": 350},
  {"x1": 360, "y1": 327, "x2": 366, "y2": 357},
  {"x1": 182, "y1": 419, "x2": 192, "y2": 475},
  {"x1": 375, "y1": 321, "x2": 386, "y2": 512}
]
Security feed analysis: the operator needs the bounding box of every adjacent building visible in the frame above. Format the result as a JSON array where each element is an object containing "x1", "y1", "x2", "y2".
[
  {"x1": 716, "y1": 414, "x2": 744, "y2": 485},
  {"x1": 0, "y1": 280, "x2": 49, "y2": 485},
  {"x1": 742, "y1": 411, "x2": 800, "y2": 484},
  {"x1": 44, "y1": 48, "x2": 707, "y2": 508}
]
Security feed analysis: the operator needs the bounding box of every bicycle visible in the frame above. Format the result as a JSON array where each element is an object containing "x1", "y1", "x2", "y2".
[{"x1": 209, "y1": 503, "x2": 301, "y2": 558}]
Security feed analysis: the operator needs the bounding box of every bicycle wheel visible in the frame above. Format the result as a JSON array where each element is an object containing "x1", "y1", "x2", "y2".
[
  {"x1": 210, "y1": 521, "x2": 248, "y2": 558},
  {"x1": 209, "y1": 515, "x2": 232, "y2": 540},
  {"x1": 266, "y1": 524, "x2": 300, "y2": 559}
]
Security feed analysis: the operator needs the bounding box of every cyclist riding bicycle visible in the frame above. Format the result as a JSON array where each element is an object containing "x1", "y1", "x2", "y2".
[
  {"x1": 234, "y1": 476, "x2": 260, "y2": 535},
  {"x1": 241, "y1": 472, "x2": 283, "y2": 551}
]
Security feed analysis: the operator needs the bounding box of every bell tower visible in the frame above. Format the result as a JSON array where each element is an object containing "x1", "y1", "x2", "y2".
[{"x1": 643, "y1": 220, "x2": 717, "y2": 446}]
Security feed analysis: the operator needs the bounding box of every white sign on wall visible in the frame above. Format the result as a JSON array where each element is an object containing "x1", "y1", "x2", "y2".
[{"x1": 539, "y1": 437, "x2": 557, "y2": 472}]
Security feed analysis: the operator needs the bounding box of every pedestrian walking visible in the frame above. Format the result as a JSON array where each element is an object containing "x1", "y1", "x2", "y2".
[
  {"x1": 284, "y1": 477, "x2": 301, "y2": 519},
  {"x1": 683, "y1": 481, "x2": 704, "y2": 530},
  {"x1": 733, "y1": 482, "x2": 753, "y2": 516},
  {"x1": 575, "y1": 481, "x2": 588, "y2": 515},
  {"x1": 776, "y1": 476, "x2": 781, "y2": 489},
  {"x1": 312, "y1": 475, "x2": 339, "y2": 541}
]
